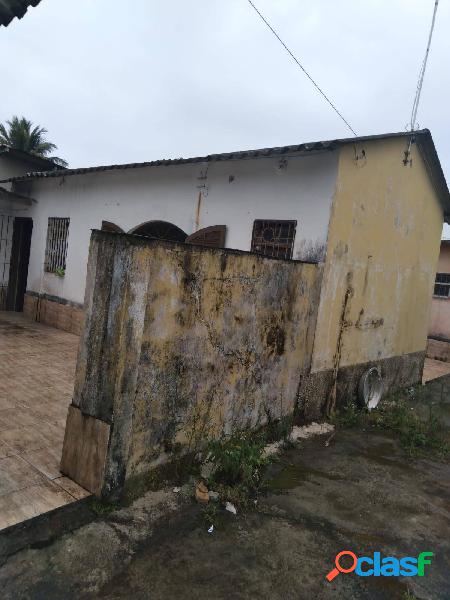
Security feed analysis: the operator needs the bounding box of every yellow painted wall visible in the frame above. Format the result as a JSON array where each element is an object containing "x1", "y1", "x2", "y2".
[{"x1": 312, "y1": 136, "x2": 444, "y2": 373}]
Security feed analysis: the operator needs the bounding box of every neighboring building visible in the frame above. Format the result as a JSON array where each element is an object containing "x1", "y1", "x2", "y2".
[
  {"x1": 0, "y1": 146, "x2": 62, "y2": 311},
  {"x1": 1, "y1": 129, "x2": 449, "y2": 411},
  {"x1": 429, "y1": 240, "x2": 450, "y2": 343}
]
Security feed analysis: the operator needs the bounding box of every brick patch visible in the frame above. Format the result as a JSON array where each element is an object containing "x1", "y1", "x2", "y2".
[
  {"x1": 426, "y1": 338, "x2": 450, "y2": 362},
  {"x1": 23, "y1": 293, "x2": 85, "y2": 336}
]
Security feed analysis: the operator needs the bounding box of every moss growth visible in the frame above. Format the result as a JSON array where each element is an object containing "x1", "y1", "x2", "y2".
[
  {"x1": 90, "y1": 499, "x2": 118, "y2": 516},
  {"x1": 122, "y1": 453, "x2": 200, "y2": 505}
]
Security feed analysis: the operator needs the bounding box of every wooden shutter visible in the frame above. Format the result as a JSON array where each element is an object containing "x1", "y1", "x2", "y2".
[
  {"x1": 101, "y1": 221, "x2": 124, "y2": 234},
  {"x1": 186, "y1": 225, "x2": 226, "y2": 248}
]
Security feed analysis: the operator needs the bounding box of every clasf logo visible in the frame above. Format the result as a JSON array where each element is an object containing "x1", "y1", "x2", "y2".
[{"x1": 326, "y1": 551, "x2": 433, "y2": 581}]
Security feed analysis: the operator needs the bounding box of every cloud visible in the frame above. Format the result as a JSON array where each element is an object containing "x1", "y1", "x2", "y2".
[{"x1": 1, "y1": 0, "x2": 448, "y2": 235}]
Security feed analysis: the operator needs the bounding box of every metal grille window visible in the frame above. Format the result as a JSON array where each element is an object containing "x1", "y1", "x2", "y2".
[
  {"x1": 434, "y1": 273, "x2": 450, "y2": 298},
  {"x1": 45, "y1": 217, "x2": 70, "y2": 273},
  {"x1": 251, "y1": 219, "x2": 297, "y2": 260}
]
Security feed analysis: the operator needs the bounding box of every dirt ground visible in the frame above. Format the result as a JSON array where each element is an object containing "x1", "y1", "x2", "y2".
[{"x1": 0, "y1": 403, "x2": 449, "y2": 600}]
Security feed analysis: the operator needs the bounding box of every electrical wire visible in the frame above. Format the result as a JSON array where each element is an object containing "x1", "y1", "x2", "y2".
[
  {"x1": 246, "y1": 0, "x2": 357, "y2": 136},
  {"x1": 409, "y1": 0, "x2": 439, "y2": 131}
]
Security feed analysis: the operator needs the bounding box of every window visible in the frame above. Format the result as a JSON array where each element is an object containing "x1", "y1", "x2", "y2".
[
  {"x1": 45, "y1": 217, "x2": 70, "y2": 273},
  {"x1": 251, "y1": 220, "x2": 297, "y2": 260},
  {"x1": 434, "y1": 273, "x2": 450, "y2": 298}
]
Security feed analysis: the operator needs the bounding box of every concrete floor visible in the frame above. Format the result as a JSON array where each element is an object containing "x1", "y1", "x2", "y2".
[
  {"x1": 0, "y1": 424, "x2": 448, "y2": 599},
  {"x1": 0, "y1": 312, "x2": 89, "y2": 532}
]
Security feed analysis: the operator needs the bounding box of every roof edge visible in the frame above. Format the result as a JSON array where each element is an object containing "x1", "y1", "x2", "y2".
[
  {"x1": 0, "y1": 145, "x2": 65, "y2": 171},
  {"x1": 1, "y1": 130, "x2": 448, "y2": 222},
  {"x1": 0, "y1": 130, "x2": 432, "y2": 184}
]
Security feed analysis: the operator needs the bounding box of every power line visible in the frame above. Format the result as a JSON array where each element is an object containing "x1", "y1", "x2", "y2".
[
  {"x1": 409, "y1": 0, "x2": 439, "y2": 131},
  {"x1": 246, "y1": 0, "x2": 357, "y2": 137}
]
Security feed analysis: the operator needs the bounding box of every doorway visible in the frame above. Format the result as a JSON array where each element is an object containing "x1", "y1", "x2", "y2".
[{"x1": 5, "y1": 217, "x2": 33, "y2": 311}]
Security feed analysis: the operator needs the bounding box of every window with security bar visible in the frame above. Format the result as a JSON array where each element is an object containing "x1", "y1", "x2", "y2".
[
  {"x1": 434, "y1": 273, "x2": 450, "y2": 298},
  {"x1": 251, "y1": 220, "x2": 297, "y2": 260},
  {"x1": 45, "y1": 217, "x2": 70, "y2": 273}
]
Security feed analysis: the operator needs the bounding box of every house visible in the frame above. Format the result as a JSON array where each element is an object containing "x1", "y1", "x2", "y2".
[
  {"x1": 429, "y1": 239, "x2": 450, "y2": 341},
  {"x1": 427, "y1": 239, "x2": 450, "y2": 362},
  {"x1": 1, "y1": 129, "x2": 449, "y2": 414},
  {"x1": 0, "y1": 146, "x2": 62, "y2": 310}
]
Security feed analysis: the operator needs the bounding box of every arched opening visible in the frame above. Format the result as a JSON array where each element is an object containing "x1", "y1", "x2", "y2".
[{"x1": 128, "y1": 221, "x2": 188, "y2": 243}]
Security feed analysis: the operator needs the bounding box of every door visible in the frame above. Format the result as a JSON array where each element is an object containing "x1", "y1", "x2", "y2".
[
  {"x1": 6, "y1": 217, "x2": 33, "y2": 311},
  {"x1": 0, "y1": 214, "x2": 14, "y2": 310}
]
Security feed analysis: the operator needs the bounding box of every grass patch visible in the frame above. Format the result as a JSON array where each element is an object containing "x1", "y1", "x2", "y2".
[{"x1": 334, "y1": 392, "x2": 449, "y2": 458}]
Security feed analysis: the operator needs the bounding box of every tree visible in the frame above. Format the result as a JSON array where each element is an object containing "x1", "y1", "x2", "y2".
[{"x1": 0, "y1": 116, "x2": 68, "y2": 167}]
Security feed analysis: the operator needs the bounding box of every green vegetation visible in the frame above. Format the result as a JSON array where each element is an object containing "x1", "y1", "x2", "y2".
[
  {"x1": 205, "y1": 431, "x2": 270, "y2": 509},
  {"x1": 334, "y1": 393, "x2": 449, "y2": 458},
  {"x1": 207, "y1": 431, "x2": 268, "y2": 489},
  {"x1": 0, "y1": 115, "x2": 68, "y2": 166},
  {"x1": 201, "y1": 502, "x2": 220, "y2": 528}
]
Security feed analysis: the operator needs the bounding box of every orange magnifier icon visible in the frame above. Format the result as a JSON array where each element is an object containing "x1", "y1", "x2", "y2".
[{"x1": 326, "y1": 551, "x2": 358, "y2": 581}]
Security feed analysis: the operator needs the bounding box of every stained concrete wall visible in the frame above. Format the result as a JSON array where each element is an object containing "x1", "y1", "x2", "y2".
[
  {"x1": 62, "y1": 230, "x2": 322, "y2": 497},
  {"x1": 302, "y1": 137, "x2": 444, "y2": 418}
]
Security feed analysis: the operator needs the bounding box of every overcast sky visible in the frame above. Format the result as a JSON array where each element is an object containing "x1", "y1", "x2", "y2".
[{"x1": 2, "y1": 0, "x2": 449, "y2": 233}]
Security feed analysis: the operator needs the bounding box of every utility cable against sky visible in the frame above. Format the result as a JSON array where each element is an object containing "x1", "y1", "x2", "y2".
[
  {"x1": 409, "y1": 0, "x2": 439, "y2": 131},
  {"x1": 246, "y1": 0, "x2": 357, "y2": 137}
]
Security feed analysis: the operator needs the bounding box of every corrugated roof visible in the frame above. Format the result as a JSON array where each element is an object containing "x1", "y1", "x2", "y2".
[
  {"x1": 2, "y1": 129, "x2": 449, "y2": 221},
  {"x1": 0, "y1": 0, "x2": 41, "y2": 26},
  {"x1": 0, "y1": 129, "x2": 437, "y2": 180}
]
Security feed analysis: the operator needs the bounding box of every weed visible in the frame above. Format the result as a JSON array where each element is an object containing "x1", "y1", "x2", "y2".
[
  {"x1": 334, "y1": 392, "x2": 449, "y2": 458},
  {"x1": 207, "y1": 431, "x2": 269, "y2": 490},
  {"x1": 402, "y1": 589, "x2": 418, "y2": 600},
  {"x1": 369, "y1": 400, "x2": 449, "y2": 457},
  {"x1": 201, "y1": 502, "x2": 220, "y2": 527},
  {"x1": 205, "y1": 430, "x2": 270, "y2": 508},
  {"x1": 332, "y1": 401, "x2": 361, "y2": 428}
]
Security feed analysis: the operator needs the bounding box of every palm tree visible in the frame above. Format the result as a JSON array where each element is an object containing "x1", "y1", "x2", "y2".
[{"x1": 0, "y1": 116, "x2": 68, "y2": 167}]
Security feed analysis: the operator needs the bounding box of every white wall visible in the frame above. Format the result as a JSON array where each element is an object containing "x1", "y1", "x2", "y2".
[{"x1": 18, "y1": 150, "x2": 338, "y2": 305}]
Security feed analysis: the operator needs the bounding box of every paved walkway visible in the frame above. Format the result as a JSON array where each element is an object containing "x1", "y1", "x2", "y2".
[{"x1": 0, "y1": 312, "x2": 89, "y2": 531}]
